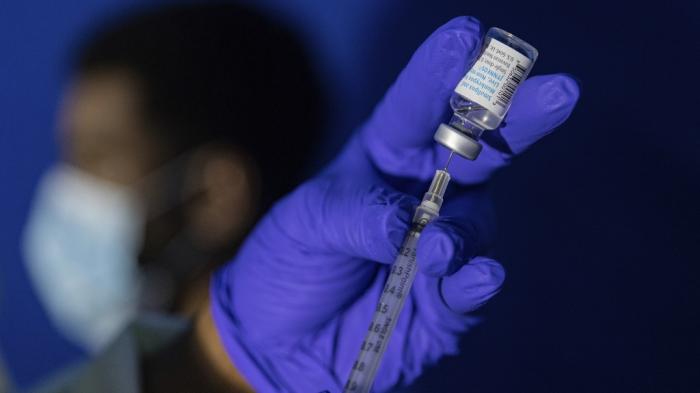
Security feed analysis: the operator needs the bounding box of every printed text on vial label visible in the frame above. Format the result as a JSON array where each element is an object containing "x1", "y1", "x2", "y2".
[{"x1": 455, "y1": 39, "x2": 531, "y2": 117}]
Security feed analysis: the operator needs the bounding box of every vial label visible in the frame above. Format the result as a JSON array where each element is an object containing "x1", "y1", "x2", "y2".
[{"x1": 454, "y1": 39, "x2": 532, "y2": 117}]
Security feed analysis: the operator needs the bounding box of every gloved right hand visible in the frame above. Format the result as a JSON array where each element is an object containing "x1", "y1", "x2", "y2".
[{"x1": 210, "y1": 16, "x2": 579, "y2": 392}]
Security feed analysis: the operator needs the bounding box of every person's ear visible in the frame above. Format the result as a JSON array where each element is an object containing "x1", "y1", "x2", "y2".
[{"x1": 183, "y1": 145, "x2": 260, "y2": 252}]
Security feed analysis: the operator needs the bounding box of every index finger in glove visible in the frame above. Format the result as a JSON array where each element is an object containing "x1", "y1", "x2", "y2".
[
  {"x1": 415, "y1": 188, "x2": 495, "y2": 277},
  {"x1": 360, "y1": 16, "x2": 484, "y2": 179},
  {"x1": 271, "y1": 177, "x2": 416, "y2": 264}
]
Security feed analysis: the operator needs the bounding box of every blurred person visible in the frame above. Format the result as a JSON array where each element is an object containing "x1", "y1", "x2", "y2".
[{"x1": 22, "y1": 2, "x2": 321, "y2": 358}]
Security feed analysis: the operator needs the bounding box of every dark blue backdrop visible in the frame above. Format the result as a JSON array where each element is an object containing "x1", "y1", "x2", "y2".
[{"x1": 1, "y1": 0, "x2": 698, "y2": 392}]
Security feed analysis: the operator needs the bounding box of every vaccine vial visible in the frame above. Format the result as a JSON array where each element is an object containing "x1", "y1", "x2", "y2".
[{"x1": 434, "y1": 27, "x2": 538, "y2": 160}]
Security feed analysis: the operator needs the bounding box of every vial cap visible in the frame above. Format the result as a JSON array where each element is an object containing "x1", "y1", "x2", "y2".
[{"x1": 433, "y1": 123, "x2": 482, "y2": 160}]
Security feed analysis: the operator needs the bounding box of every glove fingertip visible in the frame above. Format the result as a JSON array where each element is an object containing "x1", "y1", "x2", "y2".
[
  {"x1": 538, "y1": 73, "x2": 580, "y2": 116},
  {"x1": 440, "y1": 257, "x2": 505, "y2": 314},
  {"x1": 427, "y1": 16, "x2": 484, "y2": 88},
  {"x1": 417, "y1": 226, "x2": 456, "y2": 276},
  {"x1": 370, "y1": 195, "x2": 414, "y2": 263},
  {"x1": 502, "y1": 73, "x2": 581, "y2": 155},
  {"x1": 437, "y1": 15, "x2": 483, "y2": 43}
]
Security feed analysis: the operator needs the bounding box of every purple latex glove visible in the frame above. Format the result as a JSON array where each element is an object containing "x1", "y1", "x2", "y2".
[{"x1": 211, "y1": 16, "x2": 579, "y2": 392}]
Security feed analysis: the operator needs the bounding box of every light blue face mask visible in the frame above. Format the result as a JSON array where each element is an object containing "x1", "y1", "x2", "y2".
[{"x1": 22, "y1": 164, "x2": 143, "y2": 354}]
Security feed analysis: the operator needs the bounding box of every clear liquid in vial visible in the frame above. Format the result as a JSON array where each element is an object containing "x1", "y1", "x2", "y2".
[
  {"x1": 447, "y1": 27, "x2": 539, "y2": 141},
  {"x1": 448, "y1": 94, "x2": 499, "y2": 140}
]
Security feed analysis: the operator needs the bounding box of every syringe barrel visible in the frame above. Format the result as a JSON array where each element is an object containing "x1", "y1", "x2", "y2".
[{"x1": 344, "y1": 169, "x2": 453, "y2": 393}]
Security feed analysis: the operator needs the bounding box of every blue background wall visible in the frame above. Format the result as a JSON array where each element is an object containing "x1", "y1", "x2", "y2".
[
  {"x1": 0, "y1": 1, "x2": 141, "y2": 389},
  {"x1": 1, "y1": 0, "x2": 698, "y2": 391}
]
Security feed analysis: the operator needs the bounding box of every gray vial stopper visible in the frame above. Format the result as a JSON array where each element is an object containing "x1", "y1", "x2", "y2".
[{"x1": 433, "y1": 123, "x2": 483, "y2": 160}]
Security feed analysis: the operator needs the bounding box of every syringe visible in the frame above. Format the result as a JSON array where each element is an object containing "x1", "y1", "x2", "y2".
[
  {"x1": 343, "y1": 155, "x2": 453, "y2": 393},
  {"x1": 343, "y1": 24, "x2": 537, "y2": 391}
]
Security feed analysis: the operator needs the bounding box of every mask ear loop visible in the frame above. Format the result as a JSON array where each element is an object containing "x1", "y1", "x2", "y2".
[
  {"x1": 135, "y1": 148, "x2": 227, "y2": 312},
  {"x1": 139, "y1": 225, "x2": 212, "y2": 311},
  {"x1": 133, "y1": 149, "x2": 206, "y2": 222}
]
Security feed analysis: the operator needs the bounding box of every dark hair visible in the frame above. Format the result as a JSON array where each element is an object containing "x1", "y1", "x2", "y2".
[{"x1": 75, "y1": 3, "x2": 322, "y2": 209}]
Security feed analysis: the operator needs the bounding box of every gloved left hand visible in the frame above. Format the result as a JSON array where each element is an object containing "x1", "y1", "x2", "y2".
[{"x1": 211, "y1": 16, "x2": 579, "y2": 392}]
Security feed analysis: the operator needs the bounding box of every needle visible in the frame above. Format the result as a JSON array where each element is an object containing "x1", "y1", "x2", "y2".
[{"x1": 443, "y1": 151, "x2": 454, "y2": 171}]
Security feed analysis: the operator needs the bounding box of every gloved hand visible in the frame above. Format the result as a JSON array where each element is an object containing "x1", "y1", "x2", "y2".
[{"x1": 211, "y1": 16, "x2": 579, "y2": 392}]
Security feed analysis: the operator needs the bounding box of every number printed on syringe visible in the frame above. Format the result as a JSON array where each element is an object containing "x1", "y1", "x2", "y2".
[
  {"x1": 345, "y1": 170, "x2": 450, "y2": 393},
  {"x1": 345, "y1": 227, "x2": 422, "y2": 392}
]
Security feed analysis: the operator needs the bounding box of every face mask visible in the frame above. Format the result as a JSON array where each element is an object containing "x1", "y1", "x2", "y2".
[{"x1": 22, "y1": 164, "x2": 143, "y2": 354}]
